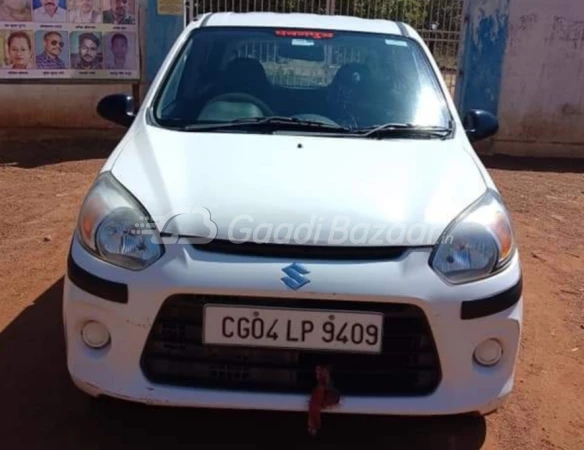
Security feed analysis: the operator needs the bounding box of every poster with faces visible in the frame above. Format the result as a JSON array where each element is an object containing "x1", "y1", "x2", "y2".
[{"x1": 0, "y1": 0, "x2": 139, "y2": 79}]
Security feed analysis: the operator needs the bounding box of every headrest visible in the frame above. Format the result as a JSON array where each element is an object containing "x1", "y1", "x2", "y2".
[
  {"x1": 222, "y1": 57, "x2": 270, "y2": 94},
  {"x1": 331, "y1": 63, "x2": 373, "y2": 88}
]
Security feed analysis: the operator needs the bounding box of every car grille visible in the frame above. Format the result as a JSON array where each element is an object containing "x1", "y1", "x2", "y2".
[
  {"x1": 190, "y1": 239, "x2": 408, "y2": 260},
  {"x1": 140, "y1": 295, "x2": 442, "y2": 396}
]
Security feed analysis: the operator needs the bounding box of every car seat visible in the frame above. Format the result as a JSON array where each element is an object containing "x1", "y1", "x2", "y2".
[
  {"x1": 197, "y1": 58, "x2": 274, "y2": 122},
  {"x1": 325, "y1": 63, "x2": 378, "y2": 126},
  {"x1": 221, "y1": 57, "x2": 272, "y2": 100}
]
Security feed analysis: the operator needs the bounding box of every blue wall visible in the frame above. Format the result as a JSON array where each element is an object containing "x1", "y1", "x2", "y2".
[
  {"x1": 144, "y1": 0, "x2": 184, "y2": 83},
  {"x1": 455, "y1": 0, "x2": 510, "y2": 117}
]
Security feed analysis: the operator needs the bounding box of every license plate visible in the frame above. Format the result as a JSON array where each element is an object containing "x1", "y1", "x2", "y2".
[{"x1": 203, "y1": 305, "x2": 384, "y2": 353}]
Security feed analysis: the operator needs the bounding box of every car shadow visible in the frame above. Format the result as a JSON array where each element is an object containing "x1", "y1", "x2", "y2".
[
  {"x1": 480, "y1": 154, "x2": 584, "y2": 174},
  {"x1": 0, "y1": 277, "x2": 487, "y2": 450},
  {"x1": 0, "y1": 129, "x2": 124, "y2": 169}
]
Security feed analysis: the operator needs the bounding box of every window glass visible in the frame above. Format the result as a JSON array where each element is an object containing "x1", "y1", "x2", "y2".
[{"x1": 152, "y1": 27, "x2": 452, "y2": 131}]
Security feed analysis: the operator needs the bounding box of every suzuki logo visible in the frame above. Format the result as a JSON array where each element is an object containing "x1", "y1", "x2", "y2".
[{"x1": 281, "y1": 263, "x2": 310, "y2": 290}]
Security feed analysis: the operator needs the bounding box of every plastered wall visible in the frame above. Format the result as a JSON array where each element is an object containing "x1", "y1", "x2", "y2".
[
  {"x1": 495, "y1": 0, "x2": 584, "y2": 157},
  {"x1": 0, "y1": 84, "x2": 133, "y2": 129}
]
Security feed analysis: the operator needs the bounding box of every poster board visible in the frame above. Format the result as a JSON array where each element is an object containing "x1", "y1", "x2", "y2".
[{"x1": 0, "y1": 0, "x2": 140, "y2": 80}]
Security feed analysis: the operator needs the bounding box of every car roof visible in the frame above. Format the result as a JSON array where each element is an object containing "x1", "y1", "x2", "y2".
[{"x1": 190, "y1": 11, "x2": 417, "y2": 39}]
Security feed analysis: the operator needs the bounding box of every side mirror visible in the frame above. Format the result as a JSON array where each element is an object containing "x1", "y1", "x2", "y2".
[
  {"x1": 96, "y1": 93, "x2": 136, "y2": 127},
  {"x1": 463, "y1": 109, "x2": 499, "y2": 143}
]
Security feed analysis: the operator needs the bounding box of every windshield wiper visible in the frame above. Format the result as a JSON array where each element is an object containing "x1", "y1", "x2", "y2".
[
  {"x1": 354, "y1": 122, "x2": 453, "y2": 139},
  {"x1": 182, "y1": 116, "x2": 351, "y2": 133}
]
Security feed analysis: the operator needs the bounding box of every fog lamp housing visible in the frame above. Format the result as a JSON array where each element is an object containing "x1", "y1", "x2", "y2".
[
  {"x1": 474, "y1": 338, "x2": 503, "y2": 366},
  {"x1": 81, "y1": 321, "x2": 111, "y2": 349}
]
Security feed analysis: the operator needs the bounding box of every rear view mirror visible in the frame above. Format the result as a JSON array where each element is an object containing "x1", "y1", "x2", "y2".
[
  {"x1": 463, "y1": 109, "x2": 499, "y2": 143},
  {"x1": 97, "y1": 93, "x2": 136, "y2": 127}
]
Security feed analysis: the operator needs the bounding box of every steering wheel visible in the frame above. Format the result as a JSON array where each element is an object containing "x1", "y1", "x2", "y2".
[{"x1": 197, "y1": 92, "x2": 275, "y2": 121}]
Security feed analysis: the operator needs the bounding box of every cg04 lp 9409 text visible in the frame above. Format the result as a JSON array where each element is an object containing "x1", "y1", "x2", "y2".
[{"x1": 203, "y1": 305, "x2": 384, "y2": 354}]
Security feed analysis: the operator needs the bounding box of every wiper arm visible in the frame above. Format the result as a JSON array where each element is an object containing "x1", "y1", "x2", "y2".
[
  {"x1": 355, "y1": 122, "x2": 453, "y2": 139},
  {"x1": 182, "y1": 116, "x2": 351, "y2": 133}
]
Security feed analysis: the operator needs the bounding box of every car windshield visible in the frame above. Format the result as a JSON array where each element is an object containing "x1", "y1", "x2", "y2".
[{"x1": 152, "y1": 26, "x2": 453, "y2": 135}]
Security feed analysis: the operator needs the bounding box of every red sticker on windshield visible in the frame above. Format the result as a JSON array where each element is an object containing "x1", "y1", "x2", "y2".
[{"x1": 275, "y1": 30, "x2": 334, "y2": 39}]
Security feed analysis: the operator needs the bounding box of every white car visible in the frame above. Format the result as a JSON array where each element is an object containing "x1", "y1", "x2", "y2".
[{"x1": 64, "y1": 12, "x2": 523, "y2": 423}]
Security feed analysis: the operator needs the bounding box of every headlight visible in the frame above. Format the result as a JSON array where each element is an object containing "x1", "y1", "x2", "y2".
[
  {"x1": 76, "y1": 172, "x2": 164, "y2": 270},
  {"x1": 430, "y1": 189, "x2": 516, "y2": 284}
]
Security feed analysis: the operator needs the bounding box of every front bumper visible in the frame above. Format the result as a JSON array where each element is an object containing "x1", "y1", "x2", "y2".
[{"x1": 63, "y1": 236, "x2": 523, "y2": 416}]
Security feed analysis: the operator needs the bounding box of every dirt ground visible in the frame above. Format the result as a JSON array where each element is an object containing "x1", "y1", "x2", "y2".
[{"x1": 0, "y1": 132, "x2": 583, "y2": 450}]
